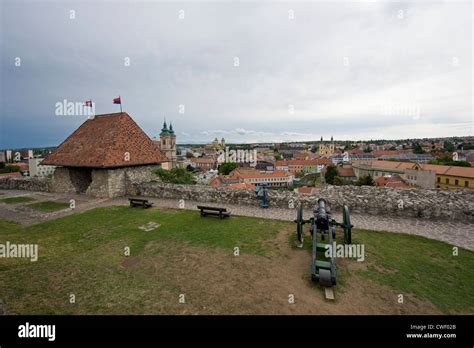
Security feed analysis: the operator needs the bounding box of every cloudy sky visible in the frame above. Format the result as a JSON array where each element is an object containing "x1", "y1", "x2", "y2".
[{"x1": 0, "y1": 0, "x2": 472, "y2": 148}]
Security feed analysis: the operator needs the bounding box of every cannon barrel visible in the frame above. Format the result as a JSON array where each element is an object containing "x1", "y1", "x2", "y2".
[{"x1": 314, "y1": 198, "x2": 329, "y2": 230}]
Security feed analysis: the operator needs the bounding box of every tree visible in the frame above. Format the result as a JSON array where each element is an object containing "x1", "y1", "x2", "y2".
[
  {"x1": 295, "y1": 171, "x2": 305, "y2": 179},
  {"x1": 412, "y1": 142, "x2": 425, "y2": 154},
  {"x1": 218, "y1": 162, "x2": 238, "y2": 175},
  {"x1": 185, "y1": 152, "x2": 194, "y2": 158},
  {"x1": 153, "y1": 167, "x2": 196, "y2": 185},
  {"x1": 356, "y1": 174, "x2": 374, "y2": 186},
  {"x1": 274, "y1": 153, "x2": 282, "y2": 160},
  {"x1": 428, "y1": 156, "x2": 471, "y2": 167},
  {"x1": 324, "y1": 165, "x2": 338, "y2": 185},
  {"x1": 0, "y1": 164, "x2": 21, "y2": 174},
  {"x1": 333, "y1": 176, "x2": 344, "y2": 186},
  {"x1": 443, "y1": 141, "x2": 455, "y2": 152}
]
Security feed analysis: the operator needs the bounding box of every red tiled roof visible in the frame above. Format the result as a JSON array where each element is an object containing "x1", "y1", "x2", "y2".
[
  {"x1": 231, "y1": 168, "x2": 293, "y2": 179},
  {"x1": 374, "y1": 176, "x2": 409, "y2": 188},
  {"x1": 226, "y1": 183, "x2": 255, "y2": 190},
  {"x1": 337, "y1": 167, "x2": 355, "y2": 177},
  {"x1": 42, "y1": 113, "x2": 166, "y2": 168},
  {"x1": 364, "y1": 160, "x2": 474, "y2": 179},
  {"x1": 298, "y1": 187, "x2": 314, "y2": 194},
  {"x1": 10, "y1": 163, "x2": 28, "y2": 170},
  {"x1": 275, "y1": 159, "x2": 331, "y2": 166},
  {"x1": 372, "y1": 150, "x2": 402, "y2": 157},
  {"x1": 0, "y1": 172, "x2": 22, "y2": 177},
  {"x1": 421, "y1": 164, "x2": 474, "y2": 178},
  {"x1": 347, "y1": 149, "x2": 365, "y2": 154}
]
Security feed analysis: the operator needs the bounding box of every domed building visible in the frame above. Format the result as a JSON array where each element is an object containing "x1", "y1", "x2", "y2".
[{"x1": 206, "y1": 137, "x2": 226, "y2": 151}]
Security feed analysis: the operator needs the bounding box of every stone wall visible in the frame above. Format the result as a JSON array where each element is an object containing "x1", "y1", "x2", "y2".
[
  {"x1": 0, "y1": 165, "x2": 160, "y2": 198},
  {"x1": 2, "y1": 173, "x2": 473, "y2": 221},
  {"x1": 130, "y1": 181, "x2": 474, "y2": 221},
  {"x1": 51, "y1": 167, "x2": 85, "y2": 194},
  {"x1": 48, "y1": 165, "x2": 160, "y2": 198},
  {"x1": 0, "y1": 176, "x2": 52, "y2": 192}
]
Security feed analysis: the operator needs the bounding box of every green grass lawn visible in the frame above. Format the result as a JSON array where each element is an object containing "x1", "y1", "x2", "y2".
[
  {"x1": 27, "y1": 201, "x2": 70, "y2": 212},
  {"x1": 290, "y1": 228, "x2": 474, "y2": 314},
  {"x1": 355, "y1": 229, "x2": 473, "y2": 313},
  {"x1": 0, "y1": 196, "x2": 35, "y2": 204},
  {"x1": 0, "y1": 206, "x2": 472, "y2": 314}
]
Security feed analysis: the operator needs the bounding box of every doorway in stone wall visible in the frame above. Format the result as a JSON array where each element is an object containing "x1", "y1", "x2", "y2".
[{"x1": 68, "y1": 168, "x2": 93, "y2": 193}]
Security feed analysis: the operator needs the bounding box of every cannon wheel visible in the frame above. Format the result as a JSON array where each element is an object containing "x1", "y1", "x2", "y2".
[
  {"x1": 296, "y1": 204, "x2": 304, "y2": 247},
  {"x1": 319, "y1": 269, "x2": 332, "y2": 287},
  {"x1": 343, "y1": 205, "x2": 352, "y2": 244}
]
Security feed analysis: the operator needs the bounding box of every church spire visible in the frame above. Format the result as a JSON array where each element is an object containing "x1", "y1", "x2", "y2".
[
  {"x1": 161, "y1": 119, "x2": 169, "y2": 135},
  {"x1": 169, "y1": 122, "x2": 175, "y2": 134}
]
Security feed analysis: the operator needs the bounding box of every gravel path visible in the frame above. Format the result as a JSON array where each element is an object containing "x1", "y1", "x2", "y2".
[{"x1": 1, "y1": 190, "x2": 472, "y2": 251}]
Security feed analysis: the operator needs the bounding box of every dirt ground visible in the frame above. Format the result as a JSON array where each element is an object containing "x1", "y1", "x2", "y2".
[{"x1": 129, "y1": 226, "x2": 440, "y2": 315}]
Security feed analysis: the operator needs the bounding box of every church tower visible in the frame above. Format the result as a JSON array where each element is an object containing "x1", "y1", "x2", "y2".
[{"x1": 159, "y1": 120, "x2": 177, "y2": 168}]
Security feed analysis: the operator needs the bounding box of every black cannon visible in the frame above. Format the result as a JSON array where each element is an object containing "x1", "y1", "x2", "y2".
[{"x1": 294, "y1": 198, "x2": 352, "y2": 287}]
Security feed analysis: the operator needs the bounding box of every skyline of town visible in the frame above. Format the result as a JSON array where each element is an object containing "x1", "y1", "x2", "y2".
[
  {"x1": 1, "y1": 110, "x2": 472, "y2": 150},
  {"x1": 1, "y1": 0, "x2": 472, "y2": 148}
]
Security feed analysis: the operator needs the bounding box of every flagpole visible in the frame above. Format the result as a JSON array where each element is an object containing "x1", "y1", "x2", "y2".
[{"x1": 119, "y1": 95, "x2": 123, "y2": 113}]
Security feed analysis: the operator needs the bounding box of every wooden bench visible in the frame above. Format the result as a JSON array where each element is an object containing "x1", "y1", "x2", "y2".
[
  {"x1": 197, "y1": 205, "x2": 231, "y2": 219},
  {"x1": 128, "y1": 198, "x2": 153, "y2": 209}
]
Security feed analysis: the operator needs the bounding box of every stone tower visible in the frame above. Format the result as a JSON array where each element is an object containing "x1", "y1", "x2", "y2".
[{"x1": 160, "y1": 120, "x2": 177, "y2": 168}]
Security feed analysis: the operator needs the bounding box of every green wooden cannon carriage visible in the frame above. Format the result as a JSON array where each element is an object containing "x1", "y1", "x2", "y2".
[{"x1": 294, "y1": 198, "x2": 353, "y2": 287}]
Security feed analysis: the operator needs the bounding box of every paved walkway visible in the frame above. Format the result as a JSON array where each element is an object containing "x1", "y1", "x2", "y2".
[
  {"x1": 0, "y1": 190, "x2": 473, "y2": 251},
  {"x1": 145, "y1": 198, "x2": 474, "y2": 251}
]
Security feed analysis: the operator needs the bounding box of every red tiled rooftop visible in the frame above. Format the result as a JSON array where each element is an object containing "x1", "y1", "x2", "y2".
[
  {"x1": 298, "y1": 187, "x2": 314, "y2": 194},
  {"x1": 337, "y1": 167, "x2": 355, "y2": 177},
  {"x1": 275, "y1": 159, "x2": 331, "y2": 166},
  {"x1": 372, "y1": 150, "x2": 402, "y2": 157},
  {"x1": 42, "y1": 113, "x2": 166, "y2": 168},
  {"x1": 10, "y1": 163, "x2": 28, "y2": 170},
  {"x1": 226, "y1": 183, "x2": 255, "y2": 190},
  {"x1": 374, "y1": 175, "x2": 409, "y2": 188},
  {"x1": 231, "y1": 169, "x2": 293, "y2": 179},
  {"x1": 0, "y1": 172, "x2": 22, "y2": 177}
]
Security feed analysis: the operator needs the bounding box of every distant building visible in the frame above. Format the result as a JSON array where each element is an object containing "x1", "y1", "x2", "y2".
[
  {"x1": 336, "y1": 166, "x2": 357, "y2": 183},
  {"x1": 10, "y1": 162, "x2": 29, "y2": 174},
  {"x1": 320, "y1": 165, "x2": 356, "y2": 184},
  {"x1": 374, "y1": 176, "x2": 410, "y2": 189},
  {"x1": 226, "y1": 168, "x2": 294, "y2": 187},
  {"x1": 319, "y1": 143, "x2": 335, "y2": 156},
  {"x1": 331, "y1": 153, "x2": 376, "y2": 164},
  {"x1": 254, "y1": 160, "x2": 275, "y2": 171},
  {"x1": 275, "y1": 159, "x2": 332, "y2": 174},
  {"x1": 156, "y1": 121, "x2": 177, "y2": 169},
  {"x1": 28, "y1": 158, "x2": 56, "y2": 177},
  {"x1": 379, "y1": 153, "x2": 433, "y2": 163},
  {"x1": 191, "y1": 157, "x2": 217, "y2": 171},
  {"x1": 350, "y1": 160, "x2": 474, "y2": 189},
  {"x1": 206, "y1": 137, "x2": 225, "y2": 151},
  {"x1": 196, "y1": 169, "x2": 218, "y2": 185}
]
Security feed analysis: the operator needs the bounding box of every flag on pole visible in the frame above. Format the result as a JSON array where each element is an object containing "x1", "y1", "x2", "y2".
[
  {"x1": 83, "y1": 100, "x2": 93, "y2": 107},
  {"x1": 113, "y1": 96, "x2": 123, "y2": 112}
]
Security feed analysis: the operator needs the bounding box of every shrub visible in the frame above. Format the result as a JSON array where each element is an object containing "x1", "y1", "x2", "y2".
[{"x1": 153, "y1": 167, "x2": 196, "y2": 185}]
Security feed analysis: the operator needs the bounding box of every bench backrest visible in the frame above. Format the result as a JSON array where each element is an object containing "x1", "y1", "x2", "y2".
[{"x1": 198, "y1": 206, "x2": 226, "y2": 212}]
